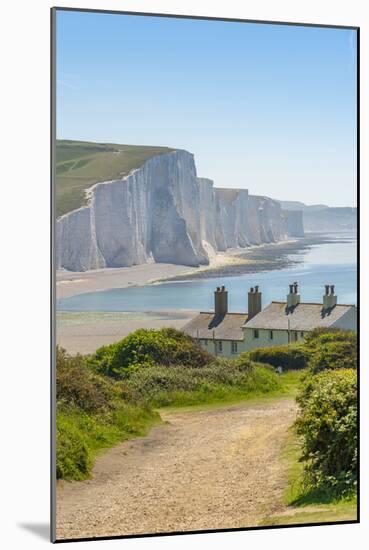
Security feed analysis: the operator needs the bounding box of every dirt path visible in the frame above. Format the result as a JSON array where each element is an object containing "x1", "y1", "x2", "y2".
[{"x1": 56, "y1": 397, "x2": 297, "y2": 540}]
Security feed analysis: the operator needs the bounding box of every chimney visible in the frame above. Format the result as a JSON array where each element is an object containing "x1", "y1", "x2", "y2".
[
  {"x1": 214, "y1": 285, "x2": 228, "y2": 316},
  {"x1": 323, "y1": 284, "x2": 337, "y2": 310},
  {"x1": 248, "y1": 285, "x2": 262, "y2": 320},
  {"x1": 287, "y1": 281, "x2": 300, "y2": 308}
]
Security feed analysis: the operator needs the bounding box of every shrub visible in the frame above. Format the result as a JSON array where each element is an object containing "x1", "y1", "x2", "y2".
[
  {"x1": 56, "y1": 346, "x2": 121, "y2": 413},
  {"x1": 295, "y1": 369, "x2": 357, "y2": 496},
  {"x1": 89, "y1": 328, "x2": 212, "y2": 379},
  {"x1": 307, "y1": 340, "x2": 357, "y2": 374},
  {"x1": 303, "y1": 329, "x2": 357, "y2": 374},
  {"x1": 56, "y1": 411, "x2": 91, "y2": 480},
  {"x1": 247, "y1": 345, "x2": 308, "y2": 371},
  {"x1": 126, "y1": 360, "x2": 282, "y2": 406}
]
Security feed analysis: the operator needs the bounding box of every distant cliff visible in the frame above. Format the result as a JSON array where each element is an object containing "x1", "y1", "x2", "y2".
[
  {"x1": 282, "y1": 210, "x2": 305, "y2": 238},
  {"x1": 278, "y1": 200, "x2": 356, "y2": 233},
  {"x1": 56, "y1": 150, "x2": 297, "y2": 272}
]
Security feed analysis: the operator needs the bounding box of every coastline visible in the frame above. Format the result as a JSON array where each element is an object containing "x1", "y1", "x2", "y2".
[
  {"x1": 57, "y1": 235, "x2": 325, "y2": 301},
  {"x1": 56, "y1": 233, "x2": 353, "y2": 355}
]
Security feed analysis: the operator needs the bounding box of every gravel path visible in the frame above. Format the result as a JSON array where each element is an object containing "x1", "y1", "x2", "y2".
[{"x1": 56, "y1": 397, "x2": 297, "y2": 540}]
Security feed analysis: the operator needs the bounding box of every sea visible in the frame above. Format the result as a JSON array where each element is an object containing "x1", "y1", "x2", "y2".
[{"x1": 57, "y1": 234, "x2": 357, "y2": 314}]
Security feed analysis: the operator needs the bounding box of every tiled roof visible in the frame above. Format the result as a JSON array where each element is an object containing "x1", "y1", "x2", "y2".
[
  {"x1": 182, "y1": 312, "x2": 248, "y2": 341},
  {"x1": 243, "y1": 301, "x2": 355, "y2": 331}
]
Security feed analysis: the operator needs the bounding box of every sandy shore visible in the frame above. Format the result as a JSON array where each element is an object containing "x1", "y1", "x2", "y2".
[
  {"x1": 56, "y1": 240, "x2": 301, "y2": 300},
  {"x1": 57, "y1": 310, "x2": 196, "y2": 355},
  {"x1": 56, "y1": 263, "x2": 195, "y2": 300}
]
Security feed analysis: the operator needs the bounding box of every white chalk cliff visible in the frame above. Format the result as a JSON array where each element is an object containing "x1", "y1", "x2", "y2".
[{"x1": 56, "y1": 150, "x2": 295, "y2": 272}]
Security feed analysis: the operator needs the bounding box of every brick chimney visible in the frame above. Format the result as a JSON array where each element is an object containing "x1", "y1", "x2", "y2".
[
  {"x1": 287, "y1": 281, "x2": 300, "y2": 308},
  {"x1": 248, "y1": 285, "x2": 262, "y2": 320},
  {"x1": 214, "y1": 285, "x2": 228, "y2": 316},
  {"x1": 323, "y1": 284, "x2": 337, "y2": 310}
]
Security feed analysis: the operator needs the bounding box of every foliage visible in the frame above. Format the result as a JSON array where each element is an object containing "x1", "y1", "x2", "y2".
[
  {"x1": 56, "y1": 348, "x2": 159, "y2": 481},
  {"x1": 246, "y1": 329, "x2": 357, "y2": 375},
  {"x1": 126, "y1": 359, "x2": 282, "y2": 407},
  {"x1": 56, "y1": 346, "x2": 120, "y2": 413},
  {"x1": 303, "y1": 328, "x2": 357, "y2": 374},
  {"x1": 295, "y1": 369, "x2": 357, "y2": 496},
  {"x1": 89, "y1": 328, "x2": 212, "y2": 379},
  {"x1": 246, "y1": 345, "x2": 308, "y2": 371}
]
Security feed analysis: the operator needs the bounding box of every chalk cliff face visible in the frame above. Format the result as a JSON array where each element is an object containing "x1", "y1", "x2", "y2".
[
  {"x1": 282, "y1": 210, "x2": 305, "y2": 238},
  {"x1": 56, "y1": 150, "x2": 295, "y2": 272}
]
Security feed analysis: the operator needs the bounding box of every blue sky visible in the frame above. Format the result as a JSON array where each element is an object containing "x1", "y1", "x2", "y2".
[{"x1": 56, "y1": 10, "x2": 357, "y2": 207}]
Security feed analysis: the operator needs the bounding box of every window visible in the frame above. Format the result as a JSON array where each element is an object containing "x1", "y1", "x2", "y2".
[
  {"x1": 269, "y1": 330, "x2": 273, "y2": 340},
  {"x1": 231, "y1": 341, "x2": 238, "y2": 354},
  {"x1": 217, "y1": 341, "x2": 223, "y2": 353},
  {"x1": 293, "y1": 331, "x2": 298, "y2": 342},
  {"x1": 253, "y1": 329, "x2": 259, "y2": 339},
  {"x1": 203, "y1": 339, "x2": 208, "y2": 346},
  {"x1": 300, "y1": 332, "x2": 304, "y2": 338}
]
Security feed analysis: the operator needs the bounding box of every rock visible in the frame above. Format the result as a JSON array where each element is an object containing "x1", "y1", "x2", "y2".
[{"x1": 56, "y1": 149, "x2": 297, "y2": 272}]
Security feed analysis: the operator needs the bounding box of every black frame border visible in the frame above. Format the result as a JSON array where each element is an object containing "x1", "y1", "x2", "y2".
[{"x1": 50, "y1": 6, "x2": 360, "y2": 544}]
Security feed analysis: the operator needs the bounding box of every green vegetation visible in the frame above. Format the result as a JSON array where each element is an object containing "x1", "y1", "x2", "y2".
[
  {"x1": 262, "y1": 328, "x2": 357, "y2": 526},
  {"x1": 55, "y1": 140, "x2": 175, "y2": 217},
  {"x1": 247, "y1": 344, "x2": 307, "y2": 370},
  {"x1": 295, "y1": 369, "x2": 357, "y2": 496},
  {"x1": 303, "y1": 327, "x2": 357, "y2": 374},
  {"x1": 57, "y1": 325, "x2": 357, "y2": 506},
  {"x1": 56, "y1": 347, "x2": 160, "y2": 480},
  {"x1": 125, "y1": 359, "x2": 282, "y2": 408},
  {"x1": 262, "y1": 431, "x2": 357, "y2": 526},
  {"x1": 56, "y1": 330, "x2": 290, "y2": 480},
  {"x1": 245, "y1": 328, "x2": 357, "y2": 374},
  {"x1": 89, "y1": 328, "x2": 212, "y2": 379}
]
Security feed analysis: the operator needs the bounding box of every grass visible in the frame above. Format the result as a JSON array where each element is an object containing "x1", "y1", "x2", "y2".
[
  {"x1": 129, "y1": 366, "x2": 306, "y2": 411},
  {"x1": 56, "y1": 140, "x2": 175, "y2": 217},
  {"x1": 57, "y1": 402, "x2": 161, "y2": 481},
  {"x1": 261, "y1": 431, "x2": 357, "y2": 526}
]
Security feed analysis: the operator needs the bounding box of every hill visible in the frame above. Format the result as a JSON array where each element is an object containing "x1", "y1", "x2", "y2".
[
  {"x1": 55, "y1": 140, "x2": 175, "y2": 217},
  {"x1": 278, "y1": 200, "x2": 357, "y2": 233}
]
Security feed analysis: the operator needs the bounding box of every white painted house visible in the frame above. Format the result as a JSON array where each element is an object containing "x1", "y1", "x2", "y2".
[{"x1": 182, "y1": 283, "x2": 357, "y2": 358}]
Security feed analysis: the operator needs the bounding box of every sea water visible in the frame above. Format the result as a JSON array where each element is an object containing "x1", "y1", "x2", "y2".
[{"x1": 57, "y1": 234, "x2": 357, "y2": 313}]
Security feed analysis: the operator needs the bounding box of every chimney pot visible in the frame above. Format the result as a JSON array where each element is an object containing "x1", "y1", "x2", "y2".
[
  {"x1": 323, "y1": 285, "x2": 337, "y2": 309},
  {"x1": 248, "y1": 285, "x2": 262, "y2": 320},
  {"x1": 214, "y1": 286, "x2": 228, "y2": 316}
]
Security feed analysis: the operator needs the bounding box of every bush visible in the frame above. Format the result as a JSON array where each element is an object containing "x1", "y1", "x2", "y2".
[
  {"x1": 247, "y1": 345, "x2": 308, "y2": 371},
  {"x1": 56, "y1": 411, "x2": 91, "y2": 480},
  {"x1": 89, "y1": 328, "x2": 212, "y2": 379},
  {"x1": 56, "y1": 348, "x2": 159, "y2": 480},
  {"x1": 56, "y1": 346, "x2": 121, "y2": 412},
  {"x1": 126, "y1": 359, "x2": 282, "y2": 407},
  {"x1": 303, "y1": 329, "x2": 357, "y2": 374},
  {"x1": 295, "y1": 369, "x2": 357, "y2": 496}
]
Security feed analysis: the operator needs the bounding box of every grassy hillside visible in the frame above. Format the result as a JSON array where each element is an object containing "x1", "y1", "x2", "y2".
[{"x1": 55, "y1": 140, "x2": 175, "y2": 217}]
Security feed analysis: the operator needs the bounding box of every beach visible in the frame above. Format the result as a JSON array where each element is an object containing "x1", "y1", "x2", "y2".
[
  {"x1": 56, "y1": 234, "x2": 339, "y2": 355},
  {"x1": 56, "y1": 310, "x2": 196, "y2": 355}
]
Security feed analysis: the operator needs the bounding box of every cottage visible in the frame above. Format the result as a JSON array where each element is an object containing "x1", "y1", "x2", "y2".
[{"x1": 182, "y1": 283, "x2": 357, "y2": 357}]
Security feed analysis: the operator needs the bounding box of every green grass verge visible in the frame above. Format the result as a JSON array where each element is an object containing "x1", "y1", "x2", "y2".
[
  {"x1": 261, "y1": 431, "x2": 357, "y2": 526},
  {"x1": 56, "y1": 140, "x2": 175, "y2": 217},
  {"x1": 57, "y1": 402, "x2": 161, "y2": 481},
  {"x1": 126, "y1": 364, "x2": 305, "y2": 411}
]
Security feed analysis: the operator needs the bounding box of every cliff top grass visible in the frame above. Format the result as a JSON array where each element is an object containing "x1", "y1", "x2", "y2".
[{"x1": 55, "y1": 139, "x2": 175, "y2": 218}]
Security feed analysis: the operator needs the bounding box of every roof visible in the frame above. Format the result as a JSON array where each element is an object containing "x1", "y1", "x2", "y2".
[
  {"x1": 183, "y1": 312, "x2": 248, "y2": 341},
  {"x1": 243, "y1": 301, "x2": 355, "y2": 331}
]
